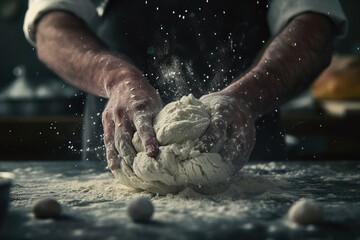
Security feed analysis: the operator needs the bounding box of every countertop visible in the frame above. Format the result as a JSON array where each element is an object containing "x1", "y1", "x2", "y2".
[{"x1": 0, "y1": 160, "x2": 360, "y2": 240}]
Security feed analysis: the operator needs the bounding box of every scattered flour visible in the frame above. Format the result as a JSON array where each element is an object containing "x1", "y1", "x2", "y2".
[
  {"x1": 5, "y1": 161, "x2": 360, "y2": 239},
  {"x1": 6, "y1": 163, "x2": 281, "y2": 240},
  {"x1": 112, "y1": 94, "x2": 240, "y2": 194}
]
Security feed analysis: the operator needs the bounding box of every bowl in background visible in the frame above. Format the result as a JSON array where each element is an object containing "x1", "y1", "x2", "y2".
[{"x1": 0, "y1": 172, "x2": 14, "y2": 228}]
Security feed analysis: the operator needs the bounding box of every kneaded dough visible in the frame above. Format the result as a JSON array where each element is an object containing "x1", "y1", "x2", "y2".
[{"x1": 112, "y1": 94, "x2": 235, "y2": 194}]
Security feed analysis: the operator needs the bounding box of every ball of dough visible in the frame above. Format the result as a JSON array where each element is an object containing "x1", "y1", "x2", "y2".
[
  {"x1": 288, "y1": 198, "x2": 322, "y2": 225},
  {"x1": 32, "y1": 198, "x2": 62, "y2": 219},
  {"x1": 127, "y1": 197, "x2": 154, "y2": 223}
]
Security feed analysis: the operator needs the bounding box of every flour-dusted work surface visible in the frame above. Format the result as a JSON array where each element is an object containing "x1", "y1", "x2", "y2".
[{"x1": 1, "y1": 161, "x2": 360, "y2": 240}]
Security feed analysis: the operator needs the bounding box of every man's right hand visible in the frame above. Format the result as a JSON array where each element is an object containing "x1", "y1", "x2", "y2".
[
  {"x1": 34, "y1": 11, "x2": 163, "y2": 172},
  {"x1": 102, "y1": 70, "x2": 162, "y2": 171}
]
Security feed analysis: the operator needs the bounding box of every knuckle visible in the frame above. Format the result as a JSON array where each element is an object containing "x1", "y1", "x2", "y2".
[
  {"x1": 118, "y1": 134, "x2": 131, "y2": 149},
  {"x1": 103, "y1": 133, "x2": 112, "y2": 143},
  {"x1": 114, "y1": 106, "x2": 127, "y2": 118},
  {"x1": 213, "y1": 103, "x2": 224, "y2": 111},
  {"x1": 102, "y1": 109, "x2": 111, "y2": 120},
  {"x1": 119, "y1": 131, "x2": 132, "y2": 143},
  {"x1": 130, "y1": 99, "x2": 149, "y2": 112},
  {"x1": 136, "y1": 121, "x2": 152, "y2": 134},
  {"x1": 104, "y1": 119, "x2": 115, "y2": 129},
  {"x1": 101, "y1": 111, "x2": 113, "y2": 126}
]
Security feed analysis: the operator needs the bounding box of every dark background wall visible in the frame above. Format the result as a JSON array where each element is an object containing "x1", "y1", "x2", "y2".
[
  {"x1": 335, "y1": 0, "x2": 360, "y2": 54},
  {"x1": 0, "y1": 0, "x2": 57, "y2": 90}
]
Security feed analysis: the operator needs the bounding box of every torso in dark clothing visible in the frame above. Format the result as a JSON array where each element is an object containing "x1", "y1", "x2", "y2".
[{"x1": 101, "y1": 0, "x2": 270, "y2": 102}]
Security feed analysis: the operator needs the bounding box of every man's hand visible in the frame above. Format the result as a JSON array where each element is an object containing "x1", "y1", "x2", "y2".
[
  {"x1": 102, "y1": 71, "x2": 162, "y2": 171},
  {"x1": 196, "y1": 13, "x2": 336, "y2": 167},
  {"x1": 198, "y1": 92, "x2": 256, "y2": 169},
  {"x1": 35, "y1": 11, "x2": 163, "y2": 171}
]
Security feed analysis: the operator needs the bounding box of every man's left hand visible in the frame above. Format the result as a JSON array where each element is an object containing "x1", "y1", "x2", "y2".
[{"x1": 198, "y1": 92, "x2": 256, "y2": 169}]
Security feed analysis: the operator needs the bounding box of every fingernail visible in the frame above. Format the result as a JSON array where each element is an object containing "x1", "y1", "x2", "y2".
[{"x1": 146, "y1": 145, "x2": 159, "y2": 157}]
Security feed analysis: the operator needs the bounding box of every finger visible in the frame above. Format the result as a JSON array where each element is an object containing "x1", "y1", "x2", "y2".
[
  {"x1": 102, "y1": 115, "x2": 120, "y2": 170},
  {"x1": 114, "y1": 119, "x2": 137, "y2": 166},
  {"x1": 198, "y1": 115, "x2": 227, "y2": 153},
  {"x1": 106, "y1": 143, "x2": 121, "y2": 171},
  {"x1": 133, "y1": 113, "x2": 159, "y2": 157}
]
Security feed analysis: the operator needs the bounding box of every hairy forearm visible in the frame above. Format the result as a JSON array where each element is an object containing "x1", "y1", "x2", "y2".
[
  {"x1": 36, "y1": 11, "x2": 142, "y2": 98},
  {"x1": 224, "y1": 13, "x2": 335, "y2": 119}
]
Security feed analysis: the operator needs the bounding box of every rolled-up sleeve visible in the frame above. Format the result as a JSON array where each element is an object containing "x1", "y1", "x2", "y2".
[
  {"x1": 268, "y1": 0, "x2": 348, "y2": 38},
  {"x1": 23, "y1": 0, "x2": 97, "y2": 46}
]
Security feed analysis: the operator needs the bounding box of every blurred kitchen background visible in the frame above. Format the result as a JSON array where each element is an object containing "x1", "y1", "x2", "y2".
[{"x1": 0, "y1": 0, "x2": 359, "y2": 161}]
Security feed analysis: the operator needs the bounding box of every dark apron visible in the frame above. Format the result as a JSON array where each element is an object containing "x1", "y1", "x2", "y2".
[{"x1": 82, "y1": 0, "x2": 286, "y2": 166}]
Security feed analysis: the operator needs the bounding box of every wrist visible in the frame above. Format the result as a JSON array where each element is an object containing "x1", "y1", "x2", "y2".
[
  {"x1": 221, "y1": 65, "x2": 281, "y2": 120},
  {"x1": 221, "y1": 70, "x2": 260, "y2": 119},
  {"x1": 92, "y1": 52, "x2": 144, "y2": 98}
]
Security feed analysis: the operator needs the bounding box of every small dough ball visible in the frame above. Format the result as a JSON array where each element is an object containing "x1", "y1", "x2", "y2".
[
  {"x1": 288, "y1": 198, "x2": 322, "y2": 225},
  {"x1": 127, "y1": 197, "x2": 154, "y2": 222},
  {"x1": 32, "y1": 198, "x2": 62, "y2": 219}
]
